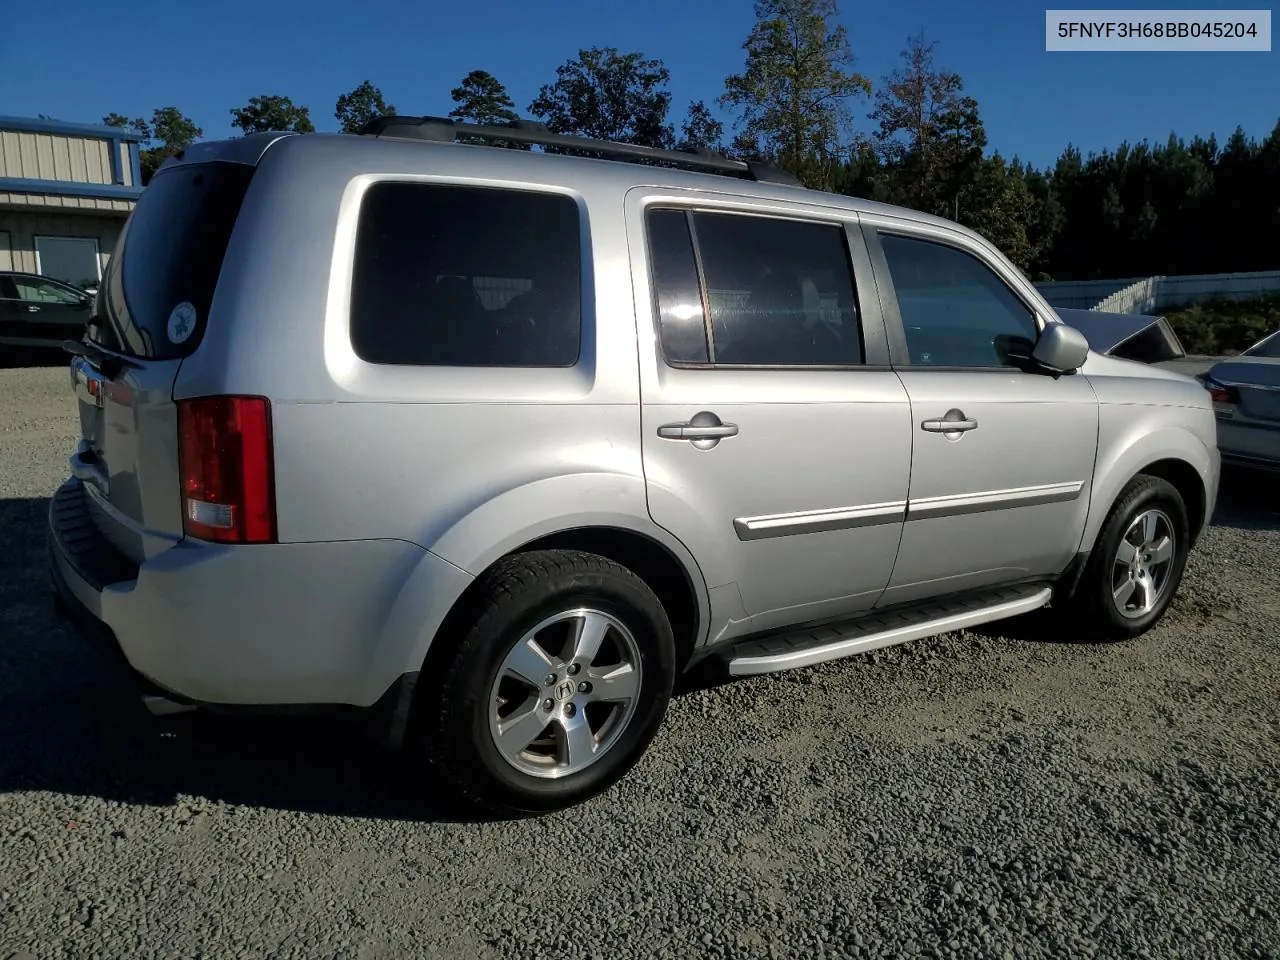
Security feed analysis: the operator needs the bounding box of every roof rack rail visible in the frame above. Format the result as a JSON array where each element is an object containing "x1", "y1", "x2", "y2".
[{"x1": 357, "y1": 115, "x2": 802, "y2": 187}]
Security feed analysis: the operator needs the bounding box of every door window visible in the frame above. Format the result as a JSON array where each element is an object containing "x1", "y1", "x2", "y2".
[
  {"x1": 879, "y1": 232, "x2": 1037, "y2": 368},
  {"x1": 12, "y1": 277, "x2": 83, "y2": 304},
  {"x1": 647, "y1": 208, "x2": 864, "y2": 366}
]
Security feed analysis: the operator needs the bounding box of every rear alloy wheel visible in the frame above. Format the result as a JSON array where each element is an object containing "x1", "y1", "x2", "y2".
[
  {"x1": 489, "y1": 608, "x2": 644, "y2": 779},
  {"x1": 1066, "y1": 474, "x2": 1190, "y2": 641},
  {"x1": 413, "y1": 550, "x2": 675, "y2": 816}
]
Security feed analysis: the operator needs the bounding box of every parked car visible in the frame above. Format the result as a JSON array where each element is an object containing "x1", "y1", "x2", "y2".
[
  {"x1": 0, "y1": 270, "x2": 94, "y2": 349},
  {"x1": 1199, "y1": 328, "x2": 1280, "y2": 471},
  {"x1": 48, "y1": 116, "x2": 1220, "y2": 816}
]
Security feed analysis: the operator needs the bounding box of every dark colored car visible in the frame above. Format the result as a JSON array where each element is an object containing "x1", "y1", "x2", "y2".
[{"x1": 0, "y1": 271, "x2": 94, "y2": 350}]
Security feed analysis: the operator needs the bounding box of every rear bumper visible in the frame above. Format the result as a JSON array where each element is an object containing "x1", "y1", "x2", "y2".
[{"x1": 47, "y1": 478, "x2": 471, "y2": 711}]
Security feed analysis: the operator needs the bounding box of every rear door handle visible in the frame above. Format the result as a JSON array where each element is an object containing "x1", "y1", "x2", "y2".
[
  {"x1": 27, "y1": 305, "x2": 40, "y2": 313},
  {"x1": 657, "y1": 411, "x2": 738, "y2": 448},
  {"x1": 921, "y1": 408, "x2": 979, "y2": 434},
  {"x1": 658, "y1": 424, "x2": 739, "y2": 440}
]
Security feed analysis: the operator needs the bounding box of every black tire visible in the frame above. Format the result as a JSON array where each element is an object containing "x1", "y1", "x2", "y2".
[
  {"x1": 410, "y1": 549, "x2": 676, "y2": 817},
  {"x1": 1064, "y1": 474, "x2": 1190, "y2": 642}
]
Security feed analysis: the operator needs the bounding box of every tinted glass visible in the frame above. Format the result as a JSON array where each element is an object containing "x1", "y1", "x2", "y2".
[
  {"x1": 646, "y1": 209, "x2": 709, "y2": 364},
  {"x1": 351, "y1": 182, "x2": 582, "y2": 367},
  {"x1": 880, "y1": 233, "x2": 1037, "y2": 367},
  {"x1": 692, "y1": 212, "x2": 862, "y2": 365},
  {"x1": 1244, "y1": 330, "x2": 1280, "y2": 358},
  {"x1": 89, "y1": 162, "x2": 253, "y2": 358},
  {"x1": 35, "y1": 237, "x2": 99, "y2": 290},
  {"x1": 14, "y1": 278, "x2": 82, "y2": 303}
]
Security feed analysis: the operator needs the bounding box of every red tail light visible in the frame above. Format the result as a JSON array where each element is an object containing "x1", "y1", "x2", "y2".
[
  {"x1": 1200, "y1": 375, "x2": 1238, "y2": 406},
  {"x1": 177, "y1": 396, "x2": 276, "y2": 544}
]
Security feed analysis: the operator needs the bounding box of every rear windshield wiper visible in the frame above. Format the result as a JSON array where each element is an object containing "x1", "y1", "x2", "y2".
[{"x1": 63, "y1": 339, "x2": 139, "y2": 380}]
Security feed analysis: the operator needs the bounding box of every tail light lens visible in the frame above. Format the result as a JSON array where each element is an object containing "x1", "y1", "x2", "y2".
[
  {"x1": 177, "y1": 396, "x2": 276, "y2": 544},
  {"x1": 1200, "y1": 375, "x2": 1238, "y2": 406}
]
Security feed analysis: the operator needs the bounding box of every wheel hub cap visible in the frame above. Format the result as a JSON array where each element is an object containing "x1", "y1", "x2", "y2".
[
  {"x1": 487, "y1": 608, "x2": 643, "y2": 779},
  {"x1": 1111, "y1": 508, "x2": 1176, "y2": 620}
]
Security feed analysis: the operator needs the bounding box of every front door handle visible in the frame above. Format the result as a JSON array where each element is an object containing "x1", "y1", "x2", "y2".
[
  {"x1": 27, "y1": 305, "x2": 40, "y2": 313},
  {"x1": 921, "y1": 408, "x2": 978, "y2": 437},
  {"x1": 657, "y1": 411, "x2": 739, "y2": 449}
]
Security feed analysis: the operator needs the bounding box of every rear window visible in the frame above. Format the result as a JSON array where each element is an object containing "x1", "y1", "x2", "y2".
[
  {"x1": 350, "y1": 182, "x2": 582, "y2": 367},
  {"x1": 89, "y1": 162, "x2": 253, "y2": 359}
]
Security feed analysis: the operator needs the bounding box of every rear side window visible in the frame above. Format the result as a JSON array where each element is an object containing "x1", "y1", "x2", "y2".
[
  {"x1": 646, "y1": 208, "x2": 864, "y2": 366},
  {"x1": 351, "y1": 182, "x2": 582, "y2": 367},
  {"x1": 90, "y1": 162, "x2": 253, "y2": 359}
]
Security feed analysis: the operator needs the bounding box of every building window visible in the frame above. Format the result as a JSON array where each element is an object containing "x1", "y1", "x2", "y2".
[{"x1": 35, "y1": 236, "x2": 102, "y2": 291}]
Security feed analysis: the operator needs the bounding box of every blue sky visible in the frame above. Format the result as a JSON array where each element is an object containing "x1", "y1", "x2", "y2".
[{"x1": 2, "y1": 0, "x2": 1275, "y2": 169}]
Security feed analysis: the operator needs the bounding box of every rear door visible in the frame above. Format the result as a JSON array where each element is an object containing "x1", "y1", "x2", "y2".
[
  {"x1": 71, "y1": 160, "x2": 255, "y2": 562},
  {"x1": 861, "y1": 217, "x2": 1099, "y2": 606},
  {"x1": 627, "y1": 188, "x2": 912, "y2": 640}
]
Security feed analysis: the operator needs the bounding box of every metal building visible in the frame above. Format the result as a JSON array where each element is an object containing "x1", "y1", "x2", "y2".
[{"x1": 0, "y1": 115, "x2": 145, "y2": 291}]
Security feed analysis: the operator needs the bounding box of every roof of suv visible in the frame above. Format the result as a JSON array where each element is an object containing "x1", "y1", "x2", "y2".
[{"x1": 162, "y1": 119, "x2": 984, "y2": 246}]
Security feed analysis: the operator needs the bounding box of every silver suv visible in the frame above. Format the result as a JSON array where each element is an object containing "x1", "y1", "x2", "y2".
[{"x1": 48, "y1": 116, "x2": 1220, "y2": 815}]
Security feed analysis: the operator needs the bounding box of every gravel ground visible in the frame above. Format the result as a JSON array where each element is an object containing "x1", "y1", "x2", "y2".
[{"x1": 1, "y1": 356, "x2": 1278, "y2": 960}]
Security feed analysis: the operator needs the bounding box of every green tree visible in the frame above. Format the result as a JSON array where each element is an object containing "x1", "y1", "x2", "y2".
[
  {"x1": 104, "y1": 106, "x2": 203, "y2": 184},
  {"x1": 230, "y1": 95, "x2": 315, "y2": 135},
  {"x1": 869, "y1": 32, "x2": 986, "y2": 216},
  {"x1": 680, "y1": 100, "x2": 724, "y2": 151},
  {"x1": 449, "y1": 69, "x2": 527, "y2": 149},
  {"x1": 450, "y1": 70, "x2": 519, "y2": 125},
  {"x1": 959, "y1": 154, "x2": 1034, "y2": 270},
  {"x1": 103, "y1": 112, "x2": 150, "y2": 139},
  {"x1": 335, "y1": 80, "x2": 395, "y2": 134},
  {"x1": 529, "y1": 47, "x2": 674, "y2": 149},
  {"x1": 720, "y1": 0, "x2": 871, "y2": 189}
]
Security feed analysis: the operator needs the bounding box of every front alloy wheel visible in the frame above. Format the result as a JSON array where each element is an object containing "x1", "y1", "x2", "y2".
[
  {"x1": 1066, "y1": 473, "x2": 1190, "y2": 641},
  {"x1": 1111, "y1": 508, "x2": 1177, "y2": 619}
]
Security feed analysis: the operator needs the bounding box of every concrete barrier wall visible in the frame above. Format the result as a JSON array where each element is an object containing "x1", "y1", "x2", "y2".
[
  {"x1": 1033, "y1": 278, "x2": 1140, "y2": 310},
  {"x1": 1035, "y1": 270, "x2": 1280, "y2": 314}
]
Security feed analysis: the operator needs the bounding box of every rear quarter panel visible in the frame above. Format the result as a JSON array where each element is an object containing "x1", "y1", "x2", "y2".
[{"x1": 172, "y1": 135, "x2": 713, "y2": 680}]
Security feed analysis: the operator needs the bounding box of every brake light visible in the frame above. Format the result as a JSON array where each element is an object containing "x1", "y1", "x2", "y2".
[
  {"x1": 1200, "y1": 376, "x2": 1238, "y2": 406},
  {"x1": 177, "y1": 396, "x2": 276, "y2": 544}
]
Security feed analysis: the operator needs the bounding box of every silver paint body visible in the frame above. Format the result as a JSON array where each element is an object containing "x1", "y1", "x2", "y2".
[{"x1": 51, "y1": 131, "x2": 1221, "y2": 707}]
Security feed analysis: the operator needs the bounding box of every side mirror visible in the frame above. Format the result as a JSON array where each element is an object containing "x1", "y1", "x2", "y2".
[{"x1": 1033, "y1": 322, "x2": 1090, "y2": 373}]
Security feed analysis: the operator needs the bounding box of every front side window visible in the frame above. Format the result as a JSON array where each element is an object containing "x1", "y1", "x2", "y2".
[
  {"x1": 351, "y1": 182, "x2": 582, "y2": 367},
  {"x1": 879, "y1": 232, "x2": 1037, "y2": 368},
  {"x1": 646, "y1": 207, "x2": 864, "y2": 366},
  {"x1": 14, "y1": 278, "x2": 83, "y2": 304}
]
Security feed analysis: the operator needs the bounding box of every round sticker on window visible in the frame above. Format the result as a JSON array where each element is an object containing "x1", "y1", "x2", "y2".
[{"x1": 167, "y1": 302, "x2": 197, "y2": 344}]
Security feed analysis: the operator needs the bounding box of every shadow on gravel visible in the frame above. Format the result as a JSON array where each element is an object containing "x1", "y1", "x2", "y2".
[
  {"x1": 0, "y1": 346, "x2": 67, "y2": 369},
  {"x1": 1211, "y1": 465, "x2": 1279, "y2": 532},
  {"x1": 0, "y1": 495, "x2": 489, "y2": 824}
]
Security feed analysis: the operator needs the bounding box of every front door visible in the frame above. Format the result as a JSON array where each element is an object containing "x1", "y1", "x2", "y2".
[
  {"x1": 863, "y1": 220, "x2": 1100, "y2": 606},
  {"x1": 627, "y1": 189, "x2": 913, "y2": 642},
  {"x1": 0, "y1": 274, "x2": 91, "y2": 345}
]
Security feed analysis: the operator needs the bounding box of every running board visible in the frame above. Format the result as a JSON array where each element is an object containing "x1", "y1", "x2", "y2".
[{"x1": 727, "y1": 583, "x2": 1053, "y2": 677}]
